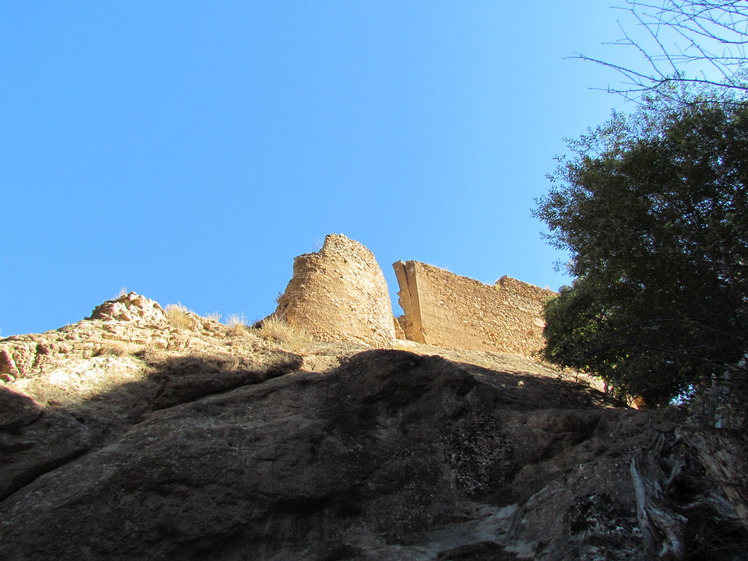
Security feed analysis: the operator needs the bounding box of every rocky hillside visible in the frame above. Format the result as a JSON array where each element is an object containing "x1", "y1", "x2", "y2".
[{"x1": 1, "y1": 294, "x2": 745, "y2": 560}]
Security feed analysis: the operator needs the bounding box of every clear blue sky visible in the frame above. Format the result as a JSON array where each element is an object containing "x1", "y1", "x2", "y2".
[{"x1": 1, "y1": 2, "x2": 641, "y2": 336}]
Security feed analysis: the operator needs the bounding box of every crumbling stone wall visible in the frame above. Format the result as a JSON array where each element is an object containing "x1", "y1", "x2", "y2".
[
  {"x1": 272, "y1": 234, "x2": 553, "y2": 355},
  {"x1": 273, "y1": 234, "x2": 396, "y2": 347},
  {"x1": 393, "y1": 261, "x2": 555, "y2": 355}
]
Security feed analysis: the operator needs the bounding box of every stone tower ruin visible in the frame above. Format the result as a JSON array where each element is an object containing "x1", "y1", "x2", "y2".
[{"x1": 273, "y1": 234, "x2": 397, "y2": 347}]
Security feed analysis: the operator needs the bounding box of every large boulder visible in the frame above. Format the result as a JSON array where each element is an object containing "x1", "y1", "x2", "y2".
[{"x1": 0, "y1": 349, "x2": 657, "y2": 561}]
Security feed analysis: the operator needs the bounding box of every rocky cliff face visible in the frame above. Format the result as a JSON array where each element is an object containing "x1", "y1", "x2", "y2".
[
  {"x1": 0, "y1": 293, "x2": 303, "y2": 502},
  {"x1": 1, "y1": 294, "x2": 744, "y2": 560}
]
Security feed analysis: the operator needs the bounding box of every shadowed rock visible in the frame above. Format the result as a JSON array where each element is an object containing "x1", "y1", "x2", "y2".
[
  {"x1": 0, "y1": 350, "x2": 656, "y2": 561},
  {"x1": 0, "y1": 293, "x2": 303, "y2": 500}
]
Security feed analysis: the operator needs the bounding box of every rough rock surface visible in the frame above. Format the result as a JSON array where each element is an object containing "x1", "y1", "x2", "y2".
[
  {"x1": 393, "y1": 261, "x2": 555, "y2": 355},
  {"x1": 2, "y1": 295, "x2": 743, "y2": 560},
  {"x1": 274, "y1": 234, "x2": 396, "y2": 347},
  {"x1": 0, "y1": 293, "x2": 302, "y2": 500},
  {"x1": 1, "y1": 346, "x2": 653, "y2": 561}
]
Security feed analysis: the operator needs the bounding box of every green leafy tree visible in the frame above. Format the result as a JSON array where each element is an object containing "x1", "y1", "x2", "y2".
[{"x1": 534, "y1": 95, "x2": 748, "y2": 405}]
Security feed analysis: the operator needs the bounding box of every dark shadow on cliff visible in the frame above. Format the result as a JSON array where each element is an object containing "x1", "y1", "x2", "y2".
[
  {"x1": 2, "y1": 348, "x2": 746, "y2": 560},
  {"x1": 1, "y1": 347, "x2": 616, "y2": 502},
  {"x1": 0, "y1": 348, "x2": 649, "y2": 561},
  {"x1": 0, "y1": 347, "x2": 304, "y2": 501},
  {"x1": 0, "y1": 346, "x2": 621, "y2": 507}
]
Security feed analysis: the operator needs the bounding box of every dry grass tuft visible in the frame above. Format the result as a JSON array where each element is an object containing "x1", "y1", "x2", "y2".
[
  {"x1": 166, "y1": 302, "x2": 196, "y2": 330},
  {"x1": 225, "y1": 313, "x2": 249, "y2": 336},
  {"x1": 92, "y1": 342, "x2": 131, "y2": 357},
  {"x1": 205, "y1": 311, "x2": 222, "y2": 323},
  {"x1": 254, "y1": 315, "x2": 312, "y2": 350},
  {"x1": 226, "y1": 313, "x2": 248, "y2": 327}
]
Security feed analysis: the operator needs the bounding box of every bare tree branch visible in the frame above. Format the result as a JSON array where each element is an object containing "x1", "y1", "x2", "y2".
[{"x1": 578, "y1": 0, "x2": 748, "y2": 101}]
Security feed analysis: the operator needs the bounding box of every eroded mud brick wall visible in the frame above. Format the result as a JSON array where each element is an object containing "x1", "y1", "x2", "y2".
[
  {"x1": 393, "y1": 261, "x2": 555, "y2": 355},
  {"x1": 274, "y1": 234, "x2": 396, "y2": 347}
]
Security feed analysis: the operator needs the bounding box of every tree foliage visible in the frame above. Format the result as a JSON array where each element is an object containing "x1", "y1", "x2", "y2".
[{"x1": 534, "y1": 96, "x2": 748, "y2": 404}]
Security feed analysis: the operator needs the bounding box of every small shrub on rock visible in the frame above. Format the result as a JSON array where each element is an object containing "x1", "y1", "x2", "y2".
[
  {"x1": 255, "y1": 316, "x2": 311, "y2": 350},
  {"x1": 165, "y1": 303, "x2": 196, "y2": 331}
]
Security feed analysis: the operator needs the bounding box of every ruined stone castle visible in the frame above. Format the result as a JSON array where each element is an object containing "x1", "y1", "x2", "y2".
[{"x1": 273, "y1": 234, "x2": 555, "y2": 355}]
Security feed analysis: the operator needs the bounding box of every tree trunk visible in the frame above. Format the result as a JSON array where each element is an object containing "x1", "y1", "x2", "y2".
[{"x1": 630, "y1": 433, "x2": 688, "y2": 560}]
